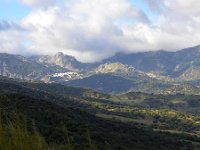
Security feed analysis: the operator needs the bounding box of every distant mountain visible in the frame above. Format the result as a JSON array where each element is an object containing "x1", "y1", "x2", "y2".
[
  {"x1": 0, "y1": 52, "x2": 89, "y2": 81},
  {"x1": 92, "y1": 62, "x2": 149, "y2": 80},
  {"x1": 66, "y1": 73, "x2": 199, "y2": 94},
  {"x1": 0, "y1": 53, "x2": 55, "y2": 80},
  {"x1": 94, "y1": 62, "x2": 135, "y2": 74},
  {"x1": 2, "y1": 45, "x2": 200, "y2": 94},
  {"x1": 64, "y1": 45, "x2": 200, "y2": 94},
  {"x1": 66, "y1": 74, "x2": 134, "y2": 93},
  {"x1": 102, "y1": 50, "x2": 176, "y2": 76},
  {"x1": 177, "y1": 66, "x2": 200, "y2": 81},
  {"x1": 30, "y1": 52, "x2": 95, "y2": 72},
  {"x1": 103, "y1": 45, "x2": 200, "y2": 79}
]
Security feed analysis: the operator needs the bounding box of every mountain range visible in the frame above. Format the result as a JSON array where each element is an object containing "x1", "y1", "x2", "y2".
[
  {"x1": 2, "y1": 45, "x2": 200, "y2": 94},
  {"x1": 2, "y1": 46, "x2": 200, "y2": 149}
]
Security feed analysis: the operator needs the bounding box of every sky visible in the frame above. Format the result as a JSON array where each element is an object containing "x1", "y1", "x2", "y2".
[{"x1": 1, "y1": 0, "x2": 200, "y2": 62}]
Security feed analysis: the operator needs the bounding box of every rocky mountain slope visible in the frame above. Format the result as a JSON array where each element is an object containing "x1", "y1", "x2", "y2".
[
  {"x1": 30, "y1": 52, "x2": 83, "y2": 71},
  {"x1": 2, "y1": 45, "x2": 200, "y2": 94},
  {"x1": 103, "y1": 45, "x2": 200, "y2": 79},
  {"x1": 0, "y1": 53, "x2": 55, "y2": 80}
]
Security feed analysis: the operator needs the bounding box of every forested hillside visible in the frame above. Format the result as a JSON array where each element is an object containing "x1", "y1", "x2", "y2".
[{"x1": 0, "y1": 76, "x2": 200, "y2": 149}]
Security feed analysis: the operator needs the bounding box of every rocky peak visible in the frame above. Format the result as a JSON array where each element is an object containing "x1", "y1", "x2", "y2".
[
  {"x1": 54, "y1": 52, "x2": 77, "y2": 63},
  {"x1": 52, "y1": 52, "x2": 78, "y2": 69},
  {"x1": 54, "y1": 52, "x2": 65, "y2": 62},
  {"x1": 55, "y1": 52, "x2": 65, "y2": 57},
  {"x1": 31, "y1": 52, "x2": 82, "y2": 71},
  {"x1": 95, "y1": 62, "x2": 135, "y2": 74}
]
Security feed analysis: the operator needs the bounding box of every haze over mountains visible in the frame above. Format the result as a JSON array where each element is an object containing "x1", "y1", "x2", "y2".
[{"x1": 2, "y1": 45, "x2": 200, "y2": 94}]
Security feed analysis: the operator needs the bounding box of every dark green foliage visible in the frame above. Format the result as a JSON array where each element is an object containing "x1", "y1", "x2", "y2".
[
  {"x1": 0, "y1": 76, "x2": 200, "y2": 149},
  {"x1": 1, "y1": 93, "x2": 194, "y2": 150}
]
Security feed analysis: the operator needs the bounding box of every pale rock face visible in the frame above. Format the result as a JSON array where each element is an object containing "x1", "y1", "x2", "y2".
[
  {"x1": 95, "y1": 62, "x2": 135, "y2": 74},
  {"x1": 177, "y1": 66, "x2": 200, "y2": 81},
  {"x1": 34, "y1": 52, "x2": 81, "y2": 71},
  {"x1": 53, "y1": 52, "x2": 76, "y2": 69},
  {"x1": 2, "y1": 62, "x2": 8, "y2": 76}
]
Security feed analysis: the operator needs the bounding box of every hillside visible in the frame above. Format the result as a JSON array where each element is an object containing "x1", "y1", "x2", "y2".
[
  {"x1": 66, "y1": 74, "x2": 134, "y2": 93},
  {"x1": 1, "y1": 77, "x2": 199, "y2": 149}
]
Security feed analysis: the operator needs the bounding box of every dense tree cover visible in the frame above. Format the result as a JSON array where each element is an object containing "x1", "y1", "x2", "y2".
[
  {"x1": 0, "y1": 93, "x2": 196, "y2": 150},
  {"x1": 0, "y1": 76, "x2": 200, "y2": 149}
]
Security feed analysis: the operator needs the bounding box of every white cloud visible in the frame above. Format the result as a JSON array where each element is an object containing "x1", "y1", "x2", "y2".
[
  {"x1": 163, "y1": 0, "x2": 200, "y2": 16},
  {"x1": 18, "y1": 0, "x2": 55, "y2": 8},
  {"x1": 0, "y1": 29, "x2": 28, "y2": 55},
  {"x1": 0, "y1": 20, "x2": 29, "y2": 55},
  {"x1": 21, "y1": 0, "x2": 149, "y2": 62},
  {"x1": 2, "y1": 0, "x2": 200, "y2": 62}
]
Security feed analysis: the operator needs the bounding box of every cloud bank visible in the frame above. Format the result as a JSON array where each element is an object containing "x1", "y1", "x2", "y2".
[
  {"x1": 2, "y1": 0, "x2": 200, "y2": 62},
  {"x1": 18, "y1": 0, "x2": 55, "y2": 8}
]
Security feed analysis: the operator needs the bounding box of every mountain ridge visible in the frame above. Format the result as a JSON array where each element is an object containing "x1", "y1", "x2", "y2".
[{"x1": 2, "y1": 45, "x2": 200, "y2": 94}]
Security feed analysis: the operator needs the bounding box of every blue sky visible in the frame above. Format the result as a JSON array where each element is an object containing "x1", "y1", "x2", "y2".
[
  {"x1": 0, "y1": 0, "x2": 30, "y2": 21},
  {"x1": 131, "y1": 0, "x2": 158, "y2": 22},
  {"x1": 0, "y1": 0, "x2": 157, "y2": 22}
]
